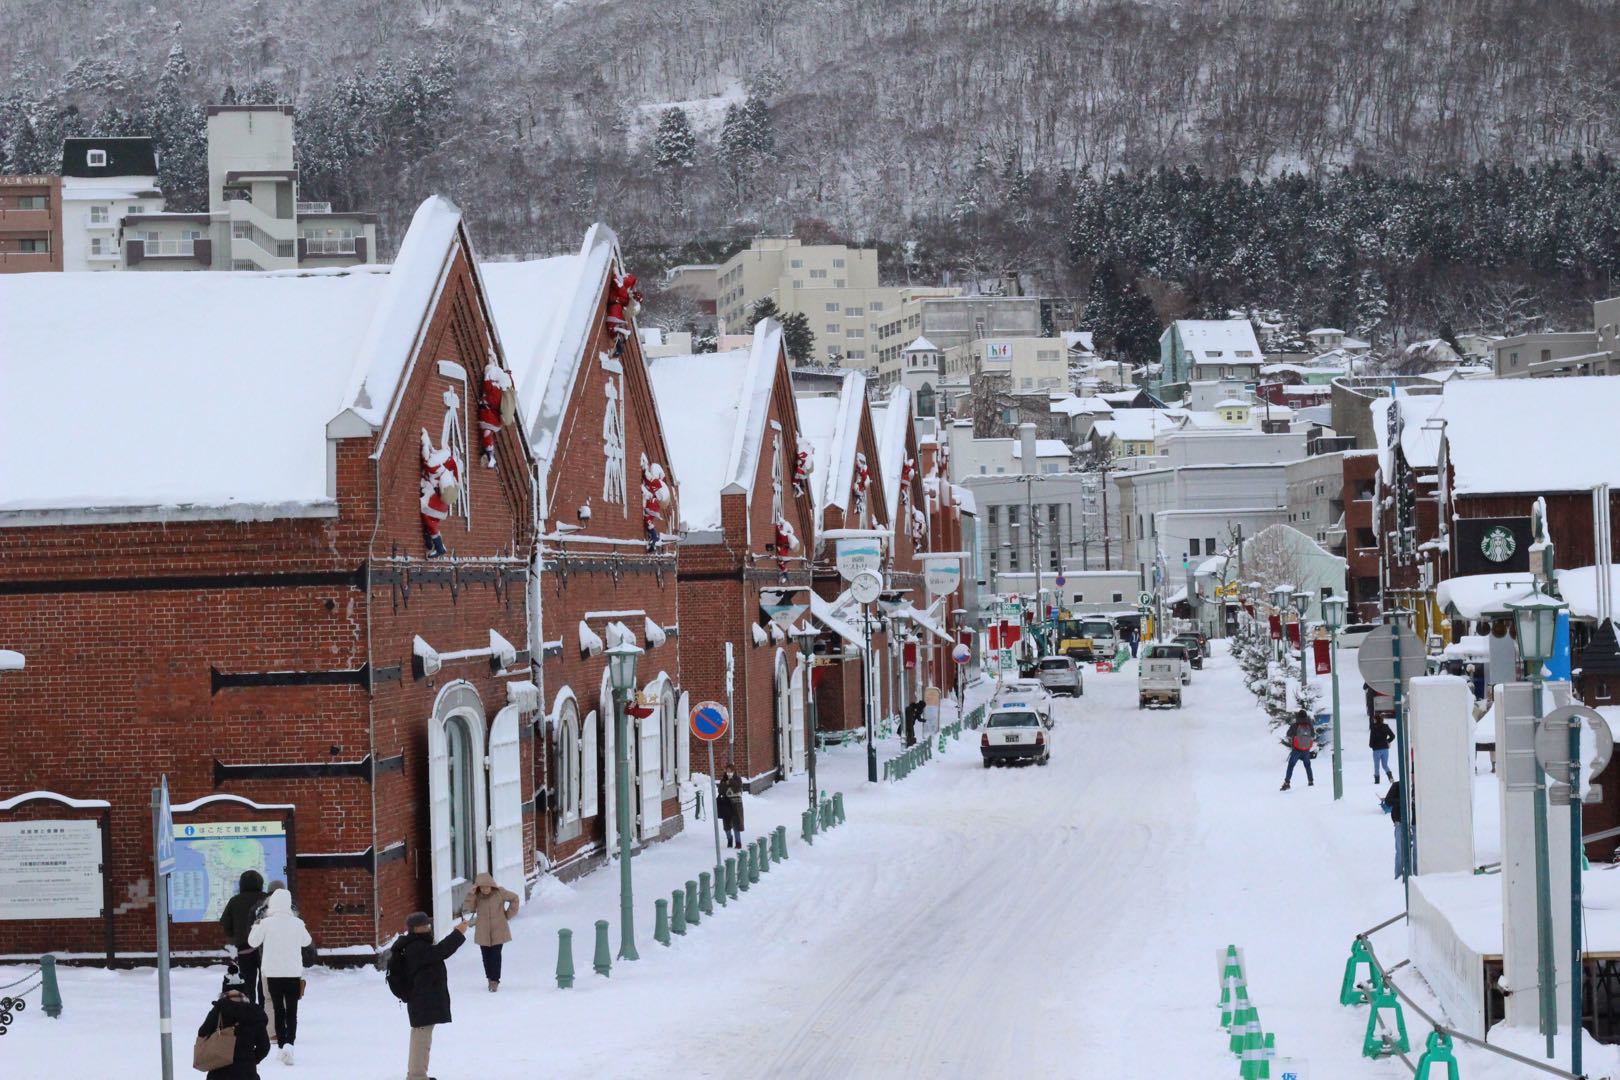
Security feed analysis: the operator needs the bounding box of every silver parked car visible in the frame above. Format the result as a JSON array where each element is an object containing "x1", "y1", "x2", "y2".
[{"x1": 1036, "y1": 655, "x2": 1083, "y2": 696}]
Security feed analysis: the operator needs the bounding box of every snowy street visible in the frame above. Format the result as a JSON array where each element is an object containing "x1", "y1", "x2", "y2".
[{"x1": 4, "y1": 645, "x2": 1419, "y2": 1078}]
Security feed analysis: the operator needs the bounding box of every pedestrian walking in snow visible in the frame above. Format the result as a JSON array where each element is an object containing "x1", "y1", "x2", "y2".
[
  {"x1": 219, "y1": 870, "x2": 267, "y2": 1005},
  {"x1": 1126, "y1": 625, "x2": 1139, "y2": 658},
  {"x1": 904, "y1": 699, "x2": 924, "y2": 747},
  {"x1": 1381, "y1": 780, "x2": 1406, "y2": 878},
  {"x1": 389, "y1": 911, "x2": 468, "y2": 1080},
  {"x1": 1280, "y1": 709, "x2": 1316, "y2": 791},
  {"x1": 719, "y1": 763, "x2": 745, "y2": 848},
  {"x1": 252, "y1": 879, "x2": 290, "y2": 1028},
  {"x1": 247, "y1": 889, "x2": 311, "y2": 1065},
  {"x1": 195, "y1": 971, "x2": 272, "y2": 1080},
  {"x1": 460, "y1": 872, "x2": 519, "y2": 993},
  {"x1": 1369, "y1": 717, "x2": 1396, "y2": 784}
]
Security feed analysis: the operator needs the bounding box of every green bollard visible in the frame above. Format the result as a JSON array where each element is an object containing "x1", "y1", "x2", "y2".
[
  {"x1": 724, "y1": 856, "x2": 739, "y2": 900},
  {"x1": 1414, "y1": 1029, "x2": 1460, "y2": 1079},
  {"x1": 747, "y1": 843, "x2": 760, "y2": 883},
  {"x1": 697, "y1": 873, "x2": 712, "y2": 918},
  {"x1": 1361, "y1": 984, "x2": 1410, "y2": 1058},
  {"x1": 555, "y1": 929, "x2": 576, "y2": 989},
  {"x1": 654, "y1": 898, "x2": 671, "y2": 946},
  {"x1": 756, "y1": 837, "x2": 771, "y2": 874},
  {"x1": 833, "y1": 792, "x2": 846, "y2": 825},
  {"x1": 775, "y1": 825, "x2": 788, "y2": 860},
  {"x1": 39, "y1": 953, "x2": 62, "y2": 1018},
  {"x1": 802, "y1": 808, "x2": 815, "y2": 843},
  {"x1": 592, "y1": 919, "x2": 612, "y2": 977},
  {"x1": 1339, "y1": 937, "x2": 1382, "y2": 1005},
  {"x1": 713, "y1": 863, "x2": 727, "y2": 907},
  {"x1": 738, "y1": 849, "x2": 752, "y2": 893},
  {"x1": 671, "y1": 888, "x2": 687, "y2": 936}
]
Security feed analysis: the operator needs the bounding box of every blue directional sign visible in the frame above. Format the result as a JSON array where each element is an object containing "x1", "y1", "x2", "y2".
[
  {"x1": 690, "y1": 701, "x2": 730, "y2": 743},
  {"x1": 156, "y1": 774, "x2": 177, "y2": 877}
]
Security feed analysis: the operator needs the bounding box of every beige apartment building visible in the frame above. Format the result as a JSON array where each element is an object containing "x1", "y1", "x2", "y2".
[
  {"x1": 943, "y1": 335, "x2": 1069, "y2": 391},
  {"x1": 125, "y1": 105, "x2": 377, "y2": 272},
  {"x1": 715, "y1": 236, "x2": 957, "y2": 371}
]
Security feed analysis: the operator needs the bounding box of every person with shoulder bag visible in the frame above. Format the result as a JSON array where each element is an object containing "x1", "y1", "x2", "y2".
[
  {"x1": 247, "y1": 888, "x2": 311, "y2": 1064},
  {"x1": 194, "y1": 967, "x2": 271, "y2": 1079}
]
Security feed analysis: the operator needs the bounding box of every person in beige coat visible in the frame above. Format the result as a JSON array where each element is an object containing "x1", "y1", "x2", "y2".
[{"x1": 460, "y1": 873, "x2": 519, "y2": 992}]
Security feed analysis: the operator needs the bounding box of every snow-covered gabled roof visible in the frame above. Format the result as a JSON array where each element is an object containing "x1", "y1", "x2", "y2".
[
  {"x1": 1091, "y1": 409, "x2": 1184, "y2": 444},
  {"x1": 1014, "y1": 440, "x2": 1070, "y2": 462},
  {"x1": 903, "y1": 336, "x2": 937, "y2": 353},
  {"x1": 869, "y1": 385, "x2": 914, "y2": 529},
  {"x1": 1440, "y1": 378, "x2": 1620, "y2": 495},
  {"x1": 479, "y1": 224, "x2": 619, "y2": 511},
  {"x1": 1063, "y1": 330, "x2": 1096, "y2": 353},
  {"x1": 1214, "y1": 398, "x2": 1251, "y2": 409},
  {"x1": 1164, "y1": 319, "x2": 1263, "y2": 360},
  {"x1": 644, "y1": 320, "x2": 784, "y2": 532},
  {"x1": 0, "y1": 195, "x2": 474, "y2": 518},
  {"x1": 1307, "y1": 327, "x2": 1344, "y2": 337},
  {"x1": 1050, "y1": 396, "x2": 1114, "y2": 418}
]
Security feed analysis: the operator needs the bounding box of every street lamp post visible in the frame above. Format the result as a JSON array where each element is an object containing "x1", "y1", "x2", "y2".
[
  {"x1": 793, "y1": 627, "x2": 820, "y2": 821},
  {"x1": 1270, "y1": 585, "x2": 1290, "y2": 664},
  {"x1": 1292, "y1": 590, "x2": 1313, "y2": 693},
  {"x1": 606, "y1": 641, "x2": 643, "y2": 962},
  {"x1": 1507, "y1": 586, "x2": 1570, "y2": 1064},
  {"x1": 1322, "y1": 594, "x2": 1347, "y2": 801}
]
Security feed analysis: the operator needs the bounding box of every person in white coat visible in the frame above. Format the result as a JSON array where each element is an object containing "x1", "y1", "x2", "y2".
[{"x1": 247, "y1": 889, "x2": 311, "y2": 1064}]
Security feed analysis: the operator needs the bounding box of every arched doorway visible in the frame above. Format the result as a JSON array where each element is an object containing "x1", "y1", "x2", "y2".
[
  {"x1": 428, "y1": 681, "x2": 487, "y2": 937},
  {"x1": 774, "y1": 649, "x2": 792, "y2": 779}
]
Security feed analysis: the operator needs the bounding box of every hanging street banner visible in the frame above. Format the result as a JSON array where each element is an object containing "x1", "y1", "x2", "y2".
[
  {"x1": 833, "y1": 535, "x2": 883, "y2": 582},
  {"x1": 923, "y1": 560, "x2": 962, "y2": 597}
]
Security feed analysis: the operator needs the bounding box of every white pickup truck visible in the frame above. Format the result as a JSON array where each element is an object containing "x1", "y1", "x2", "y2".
[{"x1": 1138, "y1": 644, "x2": 1186, "y2": 708}]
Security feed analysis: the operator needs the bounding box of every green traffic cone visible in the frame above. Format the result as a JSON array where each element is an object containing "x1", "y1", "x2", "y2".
[
  {"x1": 555, "y1": 929, "x2": 575, "y2": 989},
  {"x1": 1414, "y1": 1029, "x2": 1460, "y2": 1079},
  {"x1": 1220, "y1": 974, "x2": 1241, "y2": 1030},
  {"x1": 1229, "y1": 990, "x2": 1252, "y2": 1056},
  {"x1": 1362, "y1": 984, "x2": 1410, "y2": 1058}
]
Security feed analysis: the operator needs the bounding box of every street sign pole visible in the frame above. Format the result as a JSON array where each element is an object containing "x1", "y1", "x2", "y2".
[
  {"x1": 690, "y1": 702, "x2": 732, "y2": 869},
  {"x1": 707, "y1": 740, "x2": 721, "y2": 868},
  {"x1": 152, "y1": 779, "x2": 176, "y2": 1080},
  {"x1": 1329, "y1": 627, "x2": 1344, "y2": 801}
]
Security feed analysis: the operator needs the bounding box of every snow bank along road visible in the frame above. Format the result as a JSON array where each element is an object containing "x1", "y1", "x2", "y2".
[{"x1": 4, "y1": 644, "x2": 1412, "y2": 1079}]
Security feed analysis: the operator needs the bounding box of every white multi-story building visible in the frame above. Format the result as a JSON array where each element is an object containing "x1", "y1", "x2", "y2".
[
  {"x1": 123, "y1": 105, "x2": 377, "y2": 272},
  {"x1": 59, "y1": 138, "x2": 164, "y2": 272},
  {"x1": 943, "y1": 335, "x2": 1070, "y2": 392}
]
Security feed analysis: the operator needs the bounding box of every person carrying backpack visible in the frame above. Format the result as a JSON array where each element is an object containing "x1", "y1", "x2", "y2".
[
  {"x1": 388, "y1": 911, "x2": 468, "y2": 1080},
  {"x1": 219, "y1": 870, "x2": 267, "y2": 1005},
  {"x1": 1369, "y1": 717, "x2": 1396, "y2": 784},
  {"x1": 194, "y1": 968, "x2": 271, "y2": 1080},
  {"x1": 1281, "y1": 709, "x2": 1316, "y2": 791}
]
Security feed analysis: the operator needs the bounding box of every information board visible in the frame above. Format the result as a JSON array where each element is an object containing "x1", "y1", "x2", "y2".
[
  {"x1": 167, "y1": 821, "x2": 288, "y2": 923},
  {"x1": 0, "y1": 819, "x2": 104, "y2": 920}
]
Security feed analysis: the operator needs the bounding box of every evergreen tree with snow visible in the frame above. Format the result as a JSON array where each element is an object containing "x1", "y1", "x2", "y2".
[{"x1": 653, "y1": 106, "x2": 697, "y2": 208}]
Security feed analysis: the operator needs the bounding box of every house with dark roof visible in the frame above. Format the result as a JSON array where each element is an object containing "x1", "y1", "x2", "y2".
[{"x1": 59, "y1": 137, "x2": 165, "y2": 271}]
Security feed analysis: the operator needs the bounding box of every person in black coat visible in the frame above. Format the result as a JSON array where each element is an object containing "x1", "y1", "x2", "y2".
[
  {"x1": 718, "y1": 763, "x2": 745, "y2": 848},
  {"x1": 197, "y1": 986, "x2": 271, "y2": 1080},
  {"x1": 218, "y1": 870, "x2": 267, "y2": 1004},
  {"x1": 395, "y1": 910, "x2": 467, "y2": 1080},
  {"x1": 1369, "y1": 717, "x2": 1395, "y2": 784},
  {"x1": 1381, "y1": 780, "x2": 1406, "y2": 879},
  {"x1": 903, "y1": 699, "x2": 925, "y2": 747}
]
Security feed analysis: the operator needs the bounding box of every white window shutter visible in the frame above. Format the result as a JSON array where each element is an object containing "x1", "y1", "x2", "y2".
[
  {"x1": 775, "y1": 652, "x2": 791, "y2": 774},
  {"x1": 638, "y1": 704, "x2": 662, "y2": 840},
  {"x1": 790, "y1": 660, "x2": 807, "y2": 774},
  {"x1": 599, "y1": 676, "x2": 616, "y2": 846},
  {"x1": 676, "y1": 690, "x2": 691, "y2": 783},
  {"x1": 488, "y1": 706, "x2": 524, "y2": 895},
  {"x1": 580, "y1": 709, "x2": 599, "y2": 818},
  {"x1": 427, "y1": 719, "x2": 454, "y2": 939}
]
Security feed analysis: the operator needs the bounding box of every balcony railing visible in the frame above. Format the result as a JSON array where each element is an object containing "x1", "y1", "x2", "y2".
[
  {"x1": 296, "y1": 201, "x2": 333, "y2": 214},
  {"x1": 303, "y1": 237, "x2": 357, "y2": 255},
  {"x1": 143, "y1": 239, "x2": 196, "y2": 257}
]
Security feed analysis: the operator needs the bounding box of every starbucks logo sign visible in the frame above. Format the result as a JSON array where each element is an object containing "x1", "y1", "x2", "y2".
[{"x1": 1480, "y1": 525, "x2": 1517, "y2": 564}]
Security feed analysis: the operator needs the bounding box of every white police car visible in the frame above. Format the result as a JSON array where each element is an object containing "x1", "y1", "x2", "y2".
[{"x1": 980, "y1": 701, "x2": 1053, "y2": 767}]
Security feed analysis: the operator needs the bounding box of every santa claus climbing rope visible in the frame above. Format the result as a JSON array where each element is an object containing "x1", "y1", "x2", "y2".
[
  {"x1": 641, "y1": 459, "x2": 671, "y2": 551},
  {"x1": 477, "y1": 361, "x2": 515, "y2": 468},
  {"x1": 420, "y1": 428, "x2": 461, "y2": 559}
]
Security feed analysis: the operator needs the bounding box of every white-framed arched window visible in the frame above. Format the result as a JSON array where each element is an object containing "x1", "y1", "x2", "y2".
[
  {"x1": 428, "y1": 681, "x2": 487, "y2": 937},
  {"x1": 659, "y1": 677, "x2": 678, "y2": 793},
  {"x1": 552, "y1": 687, "x2": 582, "y2": 843},
  {"x1": 774, "y1": 648, "x2": 791, "y2": 778}
]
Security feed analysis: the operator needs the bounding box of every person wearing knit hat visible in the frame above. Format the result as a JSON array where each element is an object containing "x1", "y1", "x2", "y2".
[{"x1": 389, "y1": 911, "x2": 468, "y2": 1080}]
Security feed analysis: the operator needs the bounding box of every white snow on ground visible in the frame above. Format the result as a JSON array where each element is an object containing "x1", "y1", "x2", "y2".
[{"x1": 7, "y1": 644, "x2": 1614, "y2": 1077}]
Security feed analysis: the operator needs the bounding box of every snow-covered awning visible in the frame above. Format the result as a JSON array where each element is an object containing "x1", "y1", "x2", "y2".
[
  {"x1": 810, "y1": 592, "x2": 866, "y2": 653},
  {"x1": 1436, "y1": 573, "x2": 1537, "y2": 620}
]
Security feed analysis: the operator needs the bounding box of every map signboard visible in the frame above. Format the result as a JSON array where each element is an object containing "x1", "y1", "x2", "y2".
[
  {"x1": 167, "y1": 821, "x2": 288, "y2": 923},
  {"x1": 0, "y1": 819, "x2": 104, "y2": 920}
]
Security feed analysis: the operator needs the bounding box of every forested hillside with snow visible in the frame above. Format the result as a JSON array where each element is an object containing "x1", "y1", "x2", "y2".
[{"x1": 5, "y1": 0, "x2": 1620, "y2": 350}]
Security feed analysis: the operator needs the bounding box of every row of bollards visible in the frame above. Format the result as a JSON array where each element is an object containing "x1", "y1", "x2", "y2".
[
  {"x1": 883, "y1": 737, "x2": 934, "y2": 782},
  {"x1": 557, "y1": 824, "x2": 795, "y2": 986},
  {"x1": 1338, "y1": 937, "x2": 1461, "y2": 1075},
  {"x1": 800, "y1": 790, "x2": 846, "y2": 845}
]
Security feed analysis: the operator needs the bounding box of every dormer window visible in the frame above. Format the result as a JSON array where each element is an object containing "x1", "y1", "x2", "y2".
[{"x1": 87, "y1": 149, "x2": 108, "y2": 167}]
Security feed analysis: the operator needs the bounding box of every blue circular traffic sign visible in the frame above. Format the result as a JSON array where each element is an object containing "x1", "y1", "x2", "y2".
[{"x1": 690, "y1": 700, "x2": 730, "y2": 742}]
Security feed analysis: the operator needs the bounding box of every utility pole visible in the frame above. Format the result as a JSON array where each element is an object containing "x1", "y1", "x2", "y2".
[{"x1": 1101, "y1": 463, "x2": 1112, "y2": 570}]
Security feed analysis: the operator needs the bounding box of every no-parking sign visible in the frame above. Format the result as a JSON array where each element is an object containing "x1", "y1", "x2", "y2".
[{"x1": 690, "y1": 701, "x2": 730, "y2": 742}]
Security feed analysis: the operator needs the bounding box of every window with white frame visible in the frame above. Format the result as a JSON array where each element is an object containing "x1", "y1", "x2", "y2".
[
  {"x1": 87, "y1": 149, "x2": 107, "y2": 167},
  {"x1": 89, "y1": 205, "x2": 109, "y2": 224},
  {"x1": 832, "y1": 257, "x2": 845, "y2": 268},
  {"x1": 825, "y1": 301, "x2": 839, "y2": 312},
  {"x1": 809, "y1": 268, "x2": 828, "y2": 279}
]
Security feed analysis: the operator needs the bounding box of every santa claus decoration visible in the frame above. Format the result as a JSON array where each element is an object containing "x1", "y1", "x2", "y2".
[
  {"x1": 605, "y1": 271, "x2": 643, "y2": 356},
  {"x1": 641, "y1": 460, "x2": 672, "y2": 551},
  {"x1": 793, "y1": 436, "x2": 814, "y2": 497},
  {"x1": 851, "y1": 451, "x2": 872, "y2": 519},
  {"x1": 477, "y1": 362, "x2": 515, "y2": 468},
  {"x1": 774, "y1": 516, "x2": 800, "y2": 557},
  {"x1": 419, "y1": 429, "x2": 461, "y2": 558},
  {"x1": 910, "y1": 506, "x2": 927, "y2": 548}
]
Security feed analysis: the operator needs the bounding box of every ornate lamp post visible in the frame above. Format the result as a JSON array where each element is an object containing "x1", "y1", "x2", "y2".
[
  {"x1": 1270, "y1": 585, "x2": 1290, "y2": 663},
  {"x1": 1322, "y1": 594, "x2": 1348, "y2": 800},
  {"x1": 793, "y1": 626, "x2": 820, "y2": 820},
  {"x1": 1292, "y1": 589, "x2": 1313, "y2": 692},
  {"x1": 606, "y1": 640, "x2": 643, "y2": 961},
  {"x1": 1507, "y1": 586, "x2": 1568, "y2": 1061}
]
